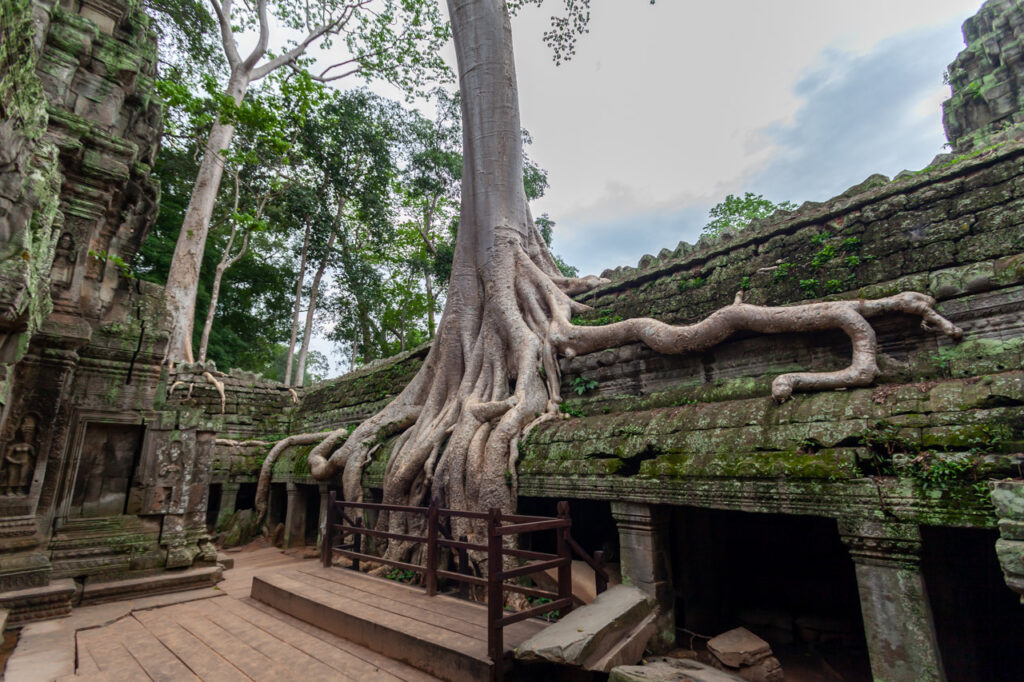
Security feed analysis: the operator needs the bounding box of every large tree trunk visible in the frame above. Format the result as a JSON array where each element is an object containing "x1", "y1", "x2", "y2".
[
  {"x1": 285, "y1": 223, "x2": 311, "y2": 386},
  {"x1": 164, "y1": 74, "x2": 249, "y2": 364},
  {"x1": 295, "y1": 230, "x2": 336, "y2": 387},
  {"x1": 301, "y1": 0, "x2": 962, "y2": 567}
]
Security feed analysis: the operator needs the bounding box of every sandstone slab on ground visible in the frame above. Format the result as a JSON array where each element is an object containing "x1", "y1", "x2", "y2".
[
  {"x1": 707, "y1": 627, "x2": 771, "y2": 668},
  {"x1": 516, "y1": 584, "x2": 653, "y2": 667},
  {"x1": 610, "y1": 657, "x2": 746, "y2": 682}
]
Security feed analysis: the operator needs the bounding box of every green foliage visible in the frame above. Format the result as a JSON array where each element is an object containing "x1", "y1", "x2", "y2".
[
  {"x1": 844, "y1": 255, "x2": 861, "y2": 268},
  {"x1": 701, "y1": 192, "x2": 797, "y2": 238},
  {"x1": 385, "y1": 568, "x2": 418, "y2": 583},
  {"x1": 739, "y1": 276, "x2": 751, "y2": 290},
  {"x1": 677, "y1": 276, "x2": 704, "y2": 292},
  {"x1": 569, "y1": 376, "x2": 599, "y2": 395},
  {"x1": 571, "y1": 308, "x2": 622, "y2": 326},
  {"x1": 824, "y1": 279, "x2": 845, "y2": 294},
  {"x1": 559, "y1": 401, "x2": 585, "y2": 418},
  {"x1": 811, "y1": 244, "x2": 836, "y2": 268},
  {"x1": 88, "y1": 250, "x2": 135, "y2": 280},
  {"x1": 798, "y1": 279, "x2": 818, "y2": 297},
  {"x1": 773, "y1": 263, "x2": 793, "y2": 281}
]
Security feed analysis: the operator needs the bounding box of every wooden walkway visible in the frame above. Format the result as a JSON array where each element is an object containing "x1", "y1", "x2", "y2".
[
  {"x1": 54, "y1": 547, "x2": 438, "y2": 682},
  {"x1": 252, "y1": 564, "x2": 547, "y2": 682}
]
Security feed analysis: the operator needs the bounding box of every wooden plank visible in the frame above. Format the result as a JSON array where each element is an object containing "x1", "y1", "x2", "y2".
[
  {"x1": 262, "y1": 572, "x2": 490, "y2": 652},
  {"x1": 133, "y1": 608, "x2": 251, "y2": 682},
  {"x1": 291, "y1": 566, "x2": 546, "y2": 645},
  {"x1": 220, "y1": 597, "x2": 439, "y2": 682},
  {"x1": 292, "y1": 568, "x2": 490, "y2": 636},
  {"x1": 251, "y1": 575, "x2": 492, "y2": 682},
  {"x1": 76, "y1": 625, "x2": 152, "y2": 681},
  {"x1": 108, "y1": 617, "x2": 200, "y2": 682}
]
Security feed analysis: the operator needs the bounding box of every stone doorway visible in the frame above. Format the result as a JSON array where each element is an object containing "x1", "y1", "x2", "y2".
[
  {"x1": 67, "y1": 423, "x2": 145, "y2": 518},
  {"x1": 671, "y1": 507, "x2": 871, "y2": 680}
]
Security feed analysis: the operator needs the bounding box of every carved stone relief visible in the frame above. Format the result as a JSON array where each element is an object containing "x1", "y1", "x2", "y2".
[{"x1": 68, "y1": 422, "x2": 144, "y2": 518}]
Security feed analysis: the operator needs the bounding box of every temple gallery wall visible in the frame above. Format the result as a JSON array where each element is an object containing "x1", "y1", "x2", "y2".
[{"x1": 0, "y1": 0, "x2": 1023, "y2": 680}]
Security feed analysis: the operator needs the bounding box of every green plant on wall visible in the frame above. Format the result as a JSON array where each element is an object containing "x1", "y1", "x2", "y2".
[{"x1": 569, "y1": 376, "x2": 599, "y2": 395}]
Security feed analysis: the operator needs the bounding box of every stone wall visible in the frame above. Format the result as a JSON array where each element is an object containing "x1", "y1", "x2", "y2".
[
  {"x1": 944, "y1": 0, "x2": 1024, "y2": 152},
  {"x1": 0, "y1": 0, "x2": 221, "y2": 624}
]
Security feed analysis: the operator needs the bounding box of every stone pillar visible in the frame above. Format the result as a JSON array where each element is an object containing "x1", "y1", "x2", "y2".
[
  {"x1": 991, "y1": 480, "x2": 1024, "y2": 603},
  {"x1": 611, "y1": 501, "x2": 675, "y2": 651},
  {"x1": 284, "y1": 483, "x2": 306, "y2": 548},
  {"x1": 216, "y1": 482, "x2": 240, "y2": 531},
  {"x1": 838, "y1": 519, "x2": 945, "y2": 682},
  {"x1": 317, "y1": 483, "x2": 329, "y2": 548}
]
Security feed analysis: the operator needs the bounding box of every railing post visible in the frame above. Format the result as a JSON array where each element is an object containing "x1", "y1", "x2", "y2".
[
  {"x1": 351, "y1": 515, "x2": 362, "y2": 572},
  {"x1": 457, "y1": 535, "x2": 470, "y2": 599},
  {"x1": 557, "y1": 501, "x2": 573, "y2": 616},
  {"x1": 487, "y1": 507, "x2": 503, "y2": 682},
  {"x1": 322, "y1": 491, "x2": 336, "y2": 568},
  {"x1": 426, "y1": 497, "x2": 439, "y2": 596}
]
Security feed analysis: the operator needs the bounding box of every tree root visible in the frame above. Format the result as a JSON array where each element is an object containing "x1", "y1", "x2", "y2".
[
  {"x1": 254, "y1": 431, "x2": 333, "y2": 524},
  {"x1": 550, "y1": 290, "x2": 963, "y2": 401},
  {"x1": 305, "y1": 217, "x2": 962, "y2": 577}
]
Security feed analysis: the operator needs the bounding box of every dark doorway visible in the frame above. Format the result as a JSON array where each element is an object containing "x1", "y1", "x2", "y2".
[
  {"x1": 922, "y1": 525, "x2": 1024, "y2": 682},
  {"x1": 672, "y1": 507, "x2": 871, "y2": 681},
  {"x1": 206, "y1": 483, "x2": 222, "y2": 531}
]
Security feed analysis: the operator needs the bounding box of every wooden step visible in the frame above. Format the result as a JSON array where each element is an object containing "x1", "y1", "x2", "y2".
[{"x1": 251, "y1": 565, "x2": 546, "y2": 682}]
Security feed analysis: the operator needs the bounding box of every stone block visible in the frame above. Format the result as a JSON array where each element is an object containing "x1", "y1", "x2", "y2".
[
  {"x1": 516, "y1": 584, "x2": 654, "y2": 668},
  {"x1": 707, "y1": 628, "x2": 771, "y2": 668}
]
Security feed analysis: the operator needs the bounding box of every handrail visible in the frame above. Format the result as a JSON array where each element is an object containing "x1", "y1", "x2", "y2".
[{"x1": 322, "y1": 495, "x2": 607, "y2": 682}]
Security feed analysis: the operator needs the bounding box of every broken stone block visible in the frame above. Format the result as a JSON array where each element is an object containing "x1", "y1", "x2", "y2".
[
  {"x1": 516, "y1": 584, "x2": 654, "y2": 669},
  {"x1": 707, "y1": 628, "x2": 783, "y2": 682},
  {"x1": 610, "y1": 656, "x2": 745, "y2": 682},
  {"x1": 707, "y1": 628, "x2": 770, "y2": 668}
]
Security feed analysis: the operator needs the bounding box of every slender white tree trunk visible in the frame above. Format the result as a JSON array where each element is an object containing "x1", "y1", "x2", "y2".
[
  {"x1": 285, "y1": 223, "x2": 311, "y2": 386},
  {"x1": 295, "y1": 230, "x2": 336, "y2": 387},
  {"x1": 164, "y1": 73, "x2": 249, "y2": 364}
]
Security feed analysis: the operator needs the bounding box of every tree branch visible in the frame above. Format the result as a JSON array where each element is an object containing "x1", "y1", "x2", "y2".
[
  {"x1": 209, "y1": 0, "x2": 242, "y2": 69},
  {"x1": 241, "y1": 0, "x2": 271, "y2": 72}
]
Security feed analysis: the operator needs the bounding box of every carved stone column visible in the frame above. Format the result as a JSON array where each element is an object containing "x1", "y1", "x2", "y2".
[
  {"x1": 838, "y1": 519, "x2": 945, "y2": 682},
  {"x1": 317, "y1": 483, "x2": 329, "y2": 547},
  {"x1": 611, "y1": 501, "x2": 675, "y2": 651},
  {"x1": 217, "y1": 482, "x2": 240, "y2": 531},
  {"x1": 991, "y1": 480, "x2": 1024, "y2": 603},
  {"x1": 284, "y1": 482, "x2": 306, "y2": 548}
]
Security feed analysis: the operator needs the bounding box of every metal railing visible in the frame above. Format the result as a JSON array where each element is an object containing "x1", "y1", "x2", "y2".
[{"x1": 322, "y1": 494, "x2": 609, "y2": 682}]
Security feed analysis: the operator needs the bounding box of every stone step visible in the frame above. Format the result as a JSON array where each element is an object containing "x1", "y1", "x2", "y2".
[
  {"x1": 0, "y1": 579, "x2": 76, "y2": 627},
  {"x1": 80, "y1": 565, "x2": 222, "y2": 605},
  {"x1": 516, "y1": 584, "x2": 655, "y2": 670}
]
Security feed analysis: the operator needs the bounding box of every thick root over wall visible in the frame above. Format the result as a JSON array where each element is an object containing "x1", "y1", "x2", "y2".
[
  {"x1": 267, "y1": 227, "x2": 963, "y2": 565},
  {"x1": 257, "y1": 0, "x2": 963, "y2": 568}
]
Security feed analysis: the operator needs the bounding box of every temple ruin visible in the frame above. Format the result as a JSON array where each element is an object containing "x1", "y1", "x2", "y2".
[{"x1": 0, "y1": 0, "x2": 1023, "y2": 679}]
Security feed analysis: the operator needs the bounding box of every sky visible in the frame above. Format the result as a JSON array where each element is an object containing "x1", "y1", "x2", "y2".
[{"x1": 308, "y1": 0, "x2": 985, "y2": 374}]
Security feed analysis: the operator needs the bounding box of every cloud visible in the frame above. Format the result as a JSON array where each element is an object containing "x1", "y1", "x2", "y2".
[
  {"x1": 746, "y1": 20, "x2": 966, "y2": 203},
  {"x1": 552, "y1": 15, "x2": 970, "y2": 276}
]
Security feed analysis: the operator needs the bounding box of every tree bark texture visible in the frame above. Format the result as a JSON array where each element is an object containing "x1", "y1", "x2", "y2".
[
  {"x1": 285, "y1": 223, "x2": 311, "y2": 386},
  {"x1": 164, "y1": 76, "x2": 248, "y2": 363},
  {"x1": 295, "y1": 229, "x2": 336, "y2": 387}
]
